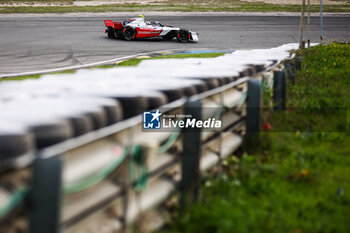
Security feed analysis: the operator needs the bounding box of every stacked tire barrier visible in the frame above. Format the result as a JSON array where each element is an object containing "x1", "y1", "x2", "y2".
[{"x1": 0, "y1": 43, "x2": 305, "y2": 233}]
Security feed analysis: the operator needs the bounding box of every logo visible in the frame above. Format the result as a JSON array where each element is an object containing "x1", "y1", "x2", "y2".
[
  {"x1": 138, "y1": 30, "x2": 161, "y2": 35},
  {"x1": 143, "y1": 109, "x2": 162, "y2": 129},
  {"x1": 143, "y1": 108, "x2": 223, "y2": 131}
]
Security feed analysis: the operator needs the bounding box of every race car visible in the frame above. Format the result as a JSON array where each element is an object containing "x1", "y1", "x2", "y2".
[{"x1": 104, "y1": 15, "x2": 199, "y2": 43}]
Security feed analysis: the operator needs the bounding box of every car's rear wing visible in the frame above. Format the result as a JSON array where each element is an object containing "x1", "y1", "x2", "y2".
[{"x1": 104, "y1": 20, "x2": 123, "y2": 30}]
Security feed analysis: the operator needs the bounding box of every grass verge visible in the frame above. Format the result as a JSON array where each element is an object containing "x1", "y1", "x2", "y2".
[
  {"x1": 0, "y1": 52, "x2": 226, "y2": 82},
  {"x1": 0, "y1": 69, "x2": 76, "y2": 82},
  {"x1": 117, "y1": 52, "x2": 226, "y2": 67},
  {"x1": 158, "y1": 43, "x2": 350, "y2": 233}
]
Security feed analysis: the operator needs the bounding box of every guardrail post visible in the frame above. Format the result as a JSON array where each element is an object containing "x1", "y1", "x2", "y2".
[
  {"x1": 30, "y1": 156, "x2": 62, "y2": 233},
  {"x1": 295, "y1": 56, "x2": 302, "y2": 70},
  {"x1": 246, "y1": 79, "x2": 261, "y2": 135},
  {"x1": 284, "y1": 61, "x2": 295, "y2": 85},
  {"x1": 273, "y1": 71, "x2": 286, "y2": 110},
  {"x1": 181, "y1": 100, "x2": 202, "y2": 207}
]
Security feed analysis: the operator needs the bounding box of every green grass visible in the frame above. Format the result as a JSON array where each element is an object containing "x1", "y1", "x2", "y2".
[
  {"x1": 158, "y1": 43, "x2": 350, "y2": 233},
  {"x1": 0, "y1": 3, "x2": 349, "y2": 13},
  {"x1": 264, "y1": 43, "x2": 350, "y2": 132},
  {"x1": 117, "y1": 52, "x2": 226, "y2": 67},
  {"x1": 291, "y1": 43, "x2": 350, "y2": 108},
  {"x1": 0, "y1": 74, "x2": 42, "y2": 82},
  {"x1": 93, "y1": 64, "x2": 116, "y2": 69},
  {"x1": 0, "y1": 69, "x2": 76, "y2": 82}
]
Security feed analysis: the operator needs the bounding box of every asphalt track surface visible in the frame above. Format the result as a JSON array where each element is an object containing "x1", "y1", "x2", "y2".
[{"x1": 0, "y1": 14, "x2": 349, "y2": 75}]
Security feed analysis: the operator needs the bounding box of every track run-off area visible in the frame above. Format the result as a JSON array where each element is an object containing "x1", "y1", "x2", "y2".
[{"x1": 0, "y1": 12, "x2": 349, "y2": 76}]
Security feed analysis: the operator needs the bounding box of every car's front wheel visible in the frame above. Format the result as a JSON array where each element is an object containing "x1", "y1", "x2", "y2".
[
  {"x1": 123, "y1": 26, "x2": 137, "y2": 41},
  {"x1": 176, "y1": 29, "x2": 189, "y2": 43}
]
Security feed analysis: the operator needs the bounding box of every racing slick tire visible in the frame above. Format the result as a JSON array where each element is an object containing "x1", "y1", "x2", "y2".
[
  {"x1": 107, "y1": 27, "x2": 116, "y2": 39},
  {"x1": 123, "y1": 26, "x2": 137, "y2": 41},
  {"x1": 115, "y1": 30, "x2": 124, "y2": 39},
  {"x1": 108, "y1": 32, "x2": 116, "y2": 39},
  {"x1": 176, "y1": 29, "x2": 190, "y2": 43}
]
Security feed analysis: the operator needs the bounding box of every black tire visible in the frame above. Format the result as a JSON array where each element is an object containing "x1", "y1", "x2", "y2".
[
  {"x1": 117, "y1": 96, "x2": 148, "y2": 119},
  {"x1": 86, "y1": 109, "x2": 108, "y2": 130},
  {"x1": 0, "y1": 126, "x2": 34, "y2": 161},
  {"x1": 123, "y1": 26, "x2": 137, "y2": 41},
  {"x1": 101, "y1": 99, "x2": 124, "y2": 125},
  {"x1": 158, "y1": 89, "x2": 183, "y2": 102},
  {"x1": 199, "y1": 78, "x2": 220, "y2": 90},
  {"x1": 115, "y1": 29, "x2": 124, "y2": 40},
  {"x1": 105, "y1": 92, "x2": 166, "y2": 115},
  {"x1": 29, "y1": 120, "x2": 73, "y2": 148},
  {"x1": 143, "y1": 92, "x2": 168, "y2": 110},
  {"x1": 176, "y1": 29, "x2": 190, "y2": 43},
  {"x1": 107, "y1": 27, "x2": 116, "y2": 39},
  {"x1": 108, "y1": 32, "x2": 115, "y2": 39},
  {"x1": 182, "y1": 86, "x2": 197, "y2": 97},
  {"x1": 193, "y1": 82, "x2": 208, "y2": 93},
  {"x1": 68, "y1": 115, "x2": 93, "y2": 137}
]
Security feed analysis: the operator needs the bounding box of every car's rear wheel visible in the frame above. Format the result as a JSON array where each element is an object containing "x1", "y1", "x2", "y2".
[
  {"x1": 108, "y1": 32, "x2": 116, "y2": 39},
  {"x1": 176, "y1": 29, "x2": 190, "y2": 43},
  {"x1": 115, "y1": 30, "x2": 124, "y2": 39},
  {"x1": 107, "y1": 27, "x2": 116, "y2": 39},
  {"x1": 123, "y1": 26, "x2": 137, "y2": 41}
]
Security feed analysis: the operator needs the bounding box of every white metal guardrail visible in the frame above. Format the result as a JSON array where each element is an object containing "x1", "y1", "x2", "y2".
[{"x1": 0, "y1": 43, "x2": 304, "y2": 233}]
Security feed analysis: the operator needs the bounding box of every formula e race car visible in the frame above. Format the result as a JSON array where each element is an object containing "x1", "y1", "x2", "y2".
[{"x1": 104, "y1": 15, "x2": 199, "y2": 43}]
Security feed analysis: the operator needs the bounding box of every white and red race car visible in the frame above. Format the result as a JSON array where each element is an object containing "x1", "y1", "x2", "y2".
[{"x1": 104, "y1": 15, "x2": 199, "y2": 43}]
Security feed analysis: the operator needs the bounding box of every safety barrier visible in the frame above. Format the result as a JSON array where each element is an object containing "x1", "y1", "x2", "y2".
[{"x1": 0, "y1": 43, "x2": 304, "y2": 233}]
